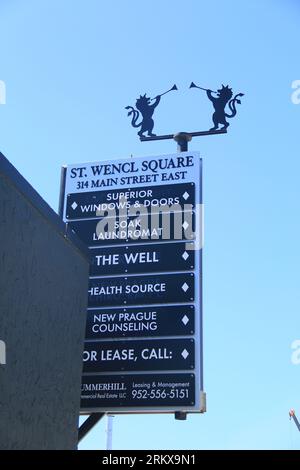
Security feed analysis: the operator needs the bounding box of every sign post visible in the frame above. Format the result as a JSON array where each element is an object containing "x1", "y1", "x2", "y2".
[
  {"x1": 60, "y1": 140, "x2": 204, "y2": 418},
  {"x1": 70, "y1": 82, "x2": 244, "y2": 439}
]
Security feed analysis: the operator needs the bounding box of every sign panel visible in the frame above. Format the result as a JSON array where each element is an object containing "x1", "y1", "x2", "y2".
[
  {"x1": 60, "y1": 152, "x2": 203, "y2": 413},
  {"x1": 89, "y1": 242, "x2": 195, "y2": 276},
  {"x1": 69, "y1": 211, "x2": 195, "y2": 247},
  {"x1": 62, "y1": 154, "x2": 199, "y2": 197},
  {"x1": 66, "y1": 182, "x2": 195, "y2": 220},
  {"x1": 81, "y1": 373, "x2": 195, "y2": 410},
  {"x1": 88, "y1": 273, "x2": 195, "y2": 307},
  {"x1": 83, "y1": 339, "x2": 195, "y2": 372},
  {"x1": 85, "y1": 305, "x2": 195, "y2": 339}
]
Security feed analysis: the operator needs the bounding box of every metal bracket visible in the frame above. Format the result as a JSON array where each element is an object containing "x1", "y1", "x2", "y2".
[
  {"x1": 140, "y1": 129, "x2": 227, "y2": 142},
  {"x1": 200, "y1": 391, "x2": 207, "y2": 413},
  {"x1": 78, "y1": 413, "x2": 105, "y2": 443}
]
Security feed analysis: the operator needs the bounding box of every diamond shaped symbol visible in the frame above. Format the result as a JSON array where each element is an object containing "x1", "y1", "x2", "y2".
[
  {"x1": 181, "y1": 282, "x2": 189, "y2": 292},
  {"x1": 182, "y1": 191, "x2": 189, "y2": 200},
  {"x1": 182, "y1": 221, "x2": 189, "y2": 230},
  {"x1": 181, "y1": 315, "x2": 189, "y2": 325},
  {"x1": 182, "y1": 251, "x2": 189, "y2": 261},
  {"x1": 181, "y1": 349, "x2": 189, "y2": 359},
  {"x1": 71, "y1": 201, "x2": 78, "y2": 210}
]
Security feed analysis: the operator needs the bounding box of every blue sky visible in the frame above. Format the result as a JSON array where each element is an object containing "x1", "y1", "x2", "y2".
[{"x1": 1, "y1": 0, "x2": 299, "y2": 449}]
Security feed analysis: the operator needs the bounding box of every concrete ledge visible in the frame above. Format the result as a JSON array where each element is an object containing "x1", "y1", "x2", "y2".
[{"x1": 0, "y1": 152, "x2": 89, "y2": 260}]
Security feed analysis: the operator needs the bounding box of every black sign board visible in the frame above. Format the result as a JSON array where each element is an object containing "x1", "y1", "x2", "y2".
[
  {"x1": 85, "y1": 305, "x2": 195, "y2": 339},
  {"x1": 83, "y1": 338, "x2": 195, "y2": 372},
  {"x1": 88, "y1": 273, "x2": 195, "y2": 307},
  {"x1": 81, "y1": 373, "x2": 195, "y2": 409},
  {"x1": 66, "y1": 183, "x2": 195, "y2": 220},
  {"x1": 69, "y1": 211, "x2": 195, "y2": 247},
  {"x1": 61, "y1": 153, "x2": 203, "y2": 413},
  {"x1": 89, "y1": 242, "x2": 195, "y2": 276}
]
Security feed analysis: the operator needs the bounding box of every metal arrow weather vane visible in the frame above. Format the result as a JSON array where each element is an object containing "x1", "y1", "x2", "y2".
[{"x1": 125, "y1": 82, "x2": 244, "y2": 146}]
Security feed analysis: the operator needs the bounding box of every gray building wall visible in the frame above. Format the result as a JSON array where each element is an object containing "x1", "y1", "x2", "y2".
[{"x1": 0, "y1": 153, "x2": 89, "y2": 449}]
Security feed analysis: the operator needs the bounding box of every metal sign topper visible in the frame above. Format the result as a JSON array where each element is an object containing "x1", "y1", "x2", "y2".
[
  {"x1": 125, "y1": 82, "x2": 244, "y2": 142},
  {"x1": 125, "y1": 85, "x2": 178, "y2": 139}
]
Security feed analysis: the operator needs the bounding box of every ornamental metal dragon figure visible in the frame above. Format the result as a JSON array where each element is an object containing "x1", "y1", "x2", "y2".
[
  {"x1": 190, "y1": 82, "x2": 244, "y2": 131},
  {"x1": 125, "y1": 85, "x2": 177, "y2": 138}
]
